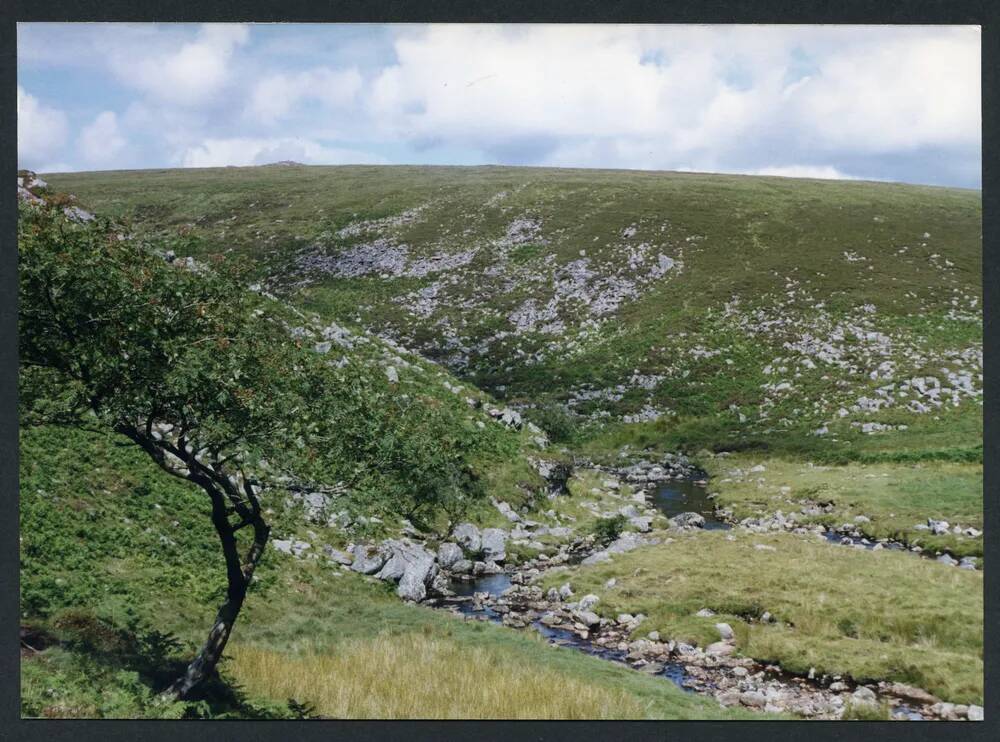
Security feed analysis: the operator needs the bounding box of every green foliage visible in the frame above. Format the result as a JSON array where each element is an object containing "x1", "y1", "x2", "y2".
[
  {"x1": 591, "y1": 515, "x2": 628, "y2": 546},
  {"x1": 526, "y1": 403, "x2": 581, "y2": 444}
]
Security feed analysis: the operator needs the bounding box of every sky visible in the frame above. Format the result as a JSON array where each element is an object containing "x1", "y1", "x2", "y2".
[{"x1": 17, "y1": 23, "x2": 982, "y2": 187}]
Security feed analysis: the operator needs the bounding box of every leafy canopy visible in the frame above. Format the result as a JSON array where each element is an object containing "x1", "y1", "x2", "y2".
[{"x1": 19, "y1": 203, "x2": 511, "y2": 522}]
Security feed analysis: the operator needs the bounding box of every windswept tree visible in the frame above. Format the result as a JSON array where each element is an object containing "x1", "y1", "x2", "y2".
[
  {"x1": 19, "y1": 197, "x2": 510, "y2": 699},
  {"x1": 18, "y1": 205, "x2": 325, "y2": 698}
]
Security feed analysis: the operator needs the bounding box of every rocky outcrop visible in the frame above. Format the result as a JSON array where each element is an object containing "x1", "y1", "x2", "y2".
[
  {"x1": 481, "y1": 528, "x2": 508, "y2": 562},
  {"x1": 452, "y1": 523, "x2": 482, "y2": 552}
]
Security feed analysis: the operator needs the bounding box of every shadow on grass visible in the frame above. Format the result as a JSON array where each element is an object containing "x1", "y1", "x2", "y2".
[{"x1": 26, "y1": 610, "x2": 317, "y2": 719}]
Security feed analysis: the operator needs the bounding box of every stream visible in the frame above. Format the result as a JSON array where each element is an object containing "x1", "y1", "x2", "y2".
[{"x1": 436, "y1": 475, "x2": 935, "y2": 719}]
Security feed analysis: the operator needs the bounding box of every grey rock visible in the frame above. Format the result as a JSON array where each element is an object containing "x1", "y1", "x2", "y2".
[
  {"x1": 323, "y1": 546, "x2": 354, "y2": 565},
  {"x1": 397, "y1": 568, "x2": 426, "y2": 601},
  {"x1": 851, "y1": 686, "x2": 878, "y2": 707},
  {"x1": 350, "y1": 544, "x2": 387, "y2": 575},
  {"x1": 706, "y1": 641, "x2": 735, "y2": 656},
  {"x1": 437, "y1": 542, "x2": 464, "y2": 569},
  {"x1": 273, "y1": 539, "x2": 311, "y2": 557},
  {"x1": 715, "y1": 622, "x2": 735, "y2": 641},
  {"x1": 451, "y1": 558, "x2": 473, "y2": 574},
  {"x1": 493, "y1": 500, "x2": 522, "y2": 523},
  {"x1": 453, "y1": 522, "x2": 482, "y2": 552},
  {"x1": 670, "y1": 512, "x2": 706, "y2": 529},
  {"x1": 377, "y1": 540, "x2": 437, "y2": 585},
  {"x1": 740, "y1": 690, "x2": 767, "y2": 708},
  {"x1": 558, "y1": 583, "x2": 574, "y2": 599},
  {"x1": 628, "y1": 516, "x2": 653, "y2": 533},
  {"x1": 481, "y1": 528, "x2": 507, "y2": 561},
  {"x1": 573, "y1": 610, "x2": 601, "y2": 627},
  {"x1": 967, "y1": 704, "x2": 983, "y2": 721},
  {"x1": 717, "y1": 689, "x2": 742, "y2": 707},
  {"x1": 936, "y1": 554, "x2": 958, "y2": 567},
  {"x1": 578, "y1": 594, "x2": 600, "y2": 611},
  {"x1": 607, "y1": 531, "x2": 644, "y2": 553}
]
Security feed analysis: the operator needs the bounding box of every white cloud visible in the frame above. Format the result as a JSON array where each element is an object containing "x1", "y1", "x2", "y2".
[
  {"x1": 179, "y1": 137, "x2": 387, "y2": 167},
  {"x1": 787, "y1": 27, "x2": 981, "y2": 151},
  {"x1": 79, "y1": 111, "x2": 127, "y2": 166},
  {"x1": 109, "y1": 23, "x2": 250, "y2": 106},
  {"x1": 746, "y1": 165, "x2": 858, "y2": 180},
  {"x1": 368, "y1": 25, "x2": 981, "y2": 173},
  {"x1": 17, "y1": 86, "x2": 69, "y2": 166},
  {"x1": 247, "y1": 66, "x2": 363, "y2": 123},
  {"x1": 15, "y1": 24, "x2": 983, "y2": 185}
]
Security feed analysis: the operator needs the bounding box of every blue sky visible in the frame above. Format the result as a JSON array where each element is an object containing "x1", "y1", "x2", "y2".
[{"x1": 17, "y1": 23, "x2": 981, "y2": 187}]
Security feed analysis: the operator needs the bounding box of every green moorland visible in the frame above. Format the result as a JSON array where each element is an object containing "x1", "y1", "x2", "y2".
[
  {"x1": 25, "y1": 165, "x2": 982, "y2": 718},
  {"x1": 19, "y1": 425, "x2": 749, "y2": 720},
  {"x1": 539, "y1": 528, "x2": 983, "y2": 704}
]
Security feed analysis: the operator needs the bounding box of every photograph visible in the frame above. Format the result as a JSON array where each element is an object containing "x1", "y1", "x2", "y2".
[{"x1": 16, "y1": 21, "x2": 983, "y2": 721}]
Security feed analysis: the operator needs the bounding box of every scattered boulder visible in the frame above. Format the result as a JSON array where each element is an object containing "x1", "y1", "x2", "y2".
[
  {"x1": 928, "y1": 518, "x2": 950, "y2": 536},
  {"x1": 272, "y1": 539, "x2": 311, "y2": 557},
  {"x1": 493, "y1": 499, "x2": 522, "y2": 523},
  {"x1": 670, "y1": 512, "x2": 705, "y2": 529},
  {"x1": 885, "y1": 682, "x2": 940, "y2": 706},
  {"x1": 397, "y1": 568, "x2": 427, "y2": 601},
  {"x1": 558, "y1": 583, "x2": 574, "y2": 599},
  {"x1": 437, "y1": 542, "x2": 464, "y2": 569},
  {"x1": 740, "y1": 690, "x2": 767, "y2": 708},
  {"x1": 850, "y1": 686, "x2": 878, "y2": 709},
  {"x1": 628, "y1": 516, "x2": 653, "y2": 532},
  {"x1": 481, "y1": 528, "x2": 507, "y2": 561},
  {"x1": 323, "y1": 546, "x2": 353, "y2": 565},
  {"x1": 453, "y1": 522, "x2": 482, "y2": 552},
  {"x1": 715, "y1": 622, "x2": 735, "y2": 641},
  {"x1": 450, "y1": 558, "x2": 473, "y2": 575},
  {"x1": 706, "y1": 641, "x2": 735, "y2": 657},
  {"x1": 578, "y1": 594, "x2": 600, "y2": 611},
  {"x1": 376, "y1": 540, "x2": 437, "y2": 585},
  {"x1": 350, "y1": 544, "x2": 387, "y2": 574}
]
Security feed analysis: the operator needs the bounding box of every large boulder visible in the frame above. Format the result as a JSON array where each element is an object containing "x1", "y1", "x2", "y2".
[
  {"x1": 493, "y1": 499, "x2": 523, "y2": 523},
  {"x1": 350, "y1": 544, "x2": 387, "y2": 574},
  {"x1": 607, "y1": 531, "x2": 644, "y2": 554},
  {"x1": 397, "y1": 568, "x2": 427, "y2": 602},
  {"x1": 272, "y1": 539, "x2": 311, "y2": 557},
  {"x1": 670, "y1": 512, "x2": 706, "y2": 529},
  {"x1": 437, "y1": 542, "x2": 464, "y2": 569},
  {"x1": 453, "y1": 522, "x2": 482, "y2": 552},
  {"x1": 481, "y1": 528, "x2": 507, "y2": 562},
  {"x1": 376, "y1": 540, "x2": 437, "y2": 584},
  {"x1": 323, "y1": 546, "x2": 354, "y2": 565}
]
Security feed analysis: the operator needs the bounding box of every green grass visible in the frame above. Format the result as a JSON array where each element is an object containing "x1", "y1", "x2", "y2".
[
  {"x1": 44, "y1": 164, "x2": 982, "y2": 453},
  {"x1": 703, "y1": 455, "x2": 983, "y2": 558},
  {"x1": 19, "y1": 424, "x2": 745, "y2": 719},
  {"x1": 541, "y1": 529, "x2": 983, "y2": 704},
  {"x1": 27, "y1": 164, "x2": 982, "y2": 719}
]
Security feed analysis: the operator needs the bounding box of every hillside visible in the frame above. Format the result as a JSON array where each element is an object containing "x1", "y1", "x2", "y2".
[
  {"x1": 47, "y1": 166, "x2": 983, "y2": 457},
  {"x1": 24, "y1": 166, "x2": 983, "y2": 720}
]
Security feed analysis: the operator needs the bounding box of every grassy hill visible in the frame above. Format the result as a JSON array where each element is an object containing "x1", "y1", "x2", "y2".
[
  {"x1": 27, "y1": 165, "x2": 982, "y2": 718},
  {"x1": 47, "y1": 165, "x2": 982, "y2": 457}
]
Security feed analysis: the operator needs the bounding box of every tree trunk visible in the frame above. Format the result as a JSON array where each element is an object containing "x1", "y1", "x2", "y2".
[
  {"x1": 164, "y1": 489, "x2": 270, "y2": 700},
  {"x1": 165, "y1": 589, "x2": 246, "y2": 699}
]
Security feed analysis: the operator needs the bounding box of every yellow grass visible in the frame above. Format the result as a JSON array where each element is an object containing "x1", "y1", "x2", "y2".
[{"x1": 226, "y1": 633, "x2": 651, "y2": 719}]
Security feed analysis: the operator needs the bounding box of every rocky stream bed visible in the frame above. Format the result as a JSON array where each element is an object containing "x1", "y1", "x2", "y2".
[{"x1": 289, "y1": 456, "x2": 981, "y2": 721}]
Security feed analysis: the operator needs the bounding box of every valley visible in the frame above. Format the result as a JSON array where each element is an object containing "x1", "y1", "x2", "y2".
[{"x1": 20, "y1": 164, "x2": 983, "y2": 720}]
